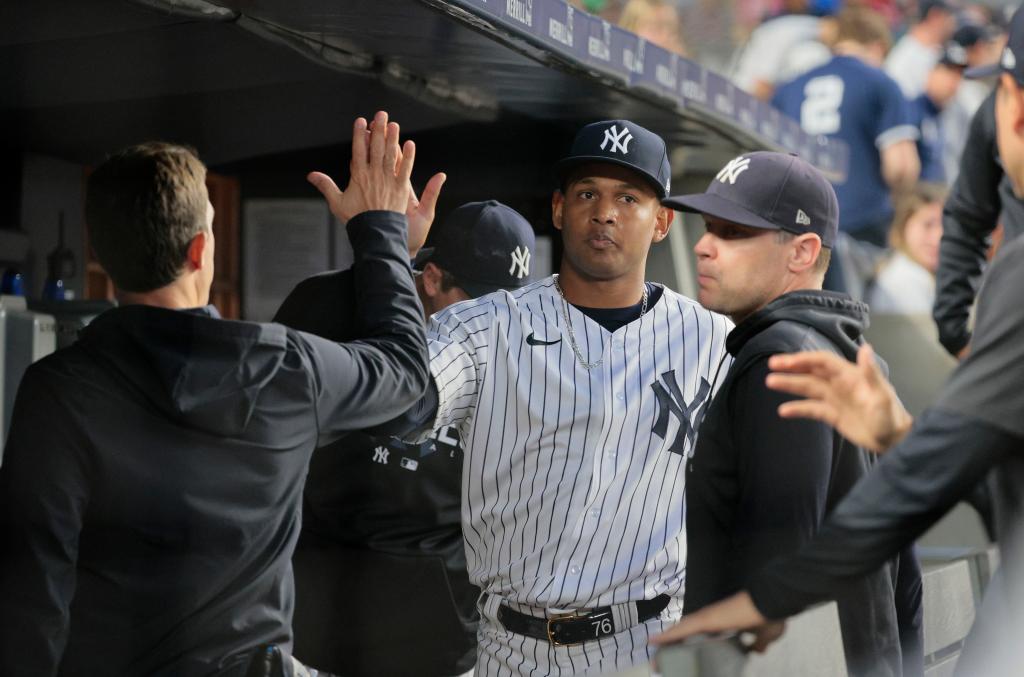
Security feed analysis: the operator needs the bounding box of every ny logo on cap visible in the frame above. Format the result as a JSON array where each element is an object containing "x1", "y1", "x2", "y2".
[
  {"x1": 509, "y1": 246, "x2": 531, "y2": 279},
  {"x1": 716, "y1": 156, "x2": 751, "y2": 185},
  {"x1": 600, "y1": 125, "x2": 634, "y2": 154},
  {"x1": 796, "y1": 210, "x2": 811, "y2": 226}
]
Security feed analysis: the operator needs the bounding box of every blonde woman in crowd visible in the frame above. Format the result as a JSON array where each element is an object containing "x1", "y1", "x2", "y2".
[
  {"x1": 619, "y1": 0, "x2": 689, "y2": 56},
  {"x1": 867, "y1": 182, "x2": 947, "y2": 314}
]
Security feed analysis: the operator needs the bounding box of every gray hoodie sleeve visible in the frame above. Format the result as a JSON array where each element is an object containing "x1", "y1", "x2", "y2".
[
  {"x1": 289, "y1": 210, "x2": 429, "y2": 446},
  {"x1": 933, "y1": 91, "x2": 1024, "y2": 356}
]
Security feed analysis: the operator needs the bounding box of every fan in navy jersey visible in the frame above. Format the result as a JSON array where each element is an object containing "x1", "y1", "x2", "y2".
[
  {"x1": 909, "y1": 40, "x2": 969, "y2": 183},
  {"x1": 773, "y1": 6, "x2": 920, "y2": 249},
  {"x1": 274, "y1": 200, "x2": 535, "y2": 677}
]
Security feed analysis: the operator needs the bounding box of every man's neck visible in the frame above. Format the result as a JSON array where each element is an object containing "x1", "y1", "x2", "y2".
[
  {"x1": 117, "y1": 278, "x2": 206, "y2": 310},
  {"x1": 556, "y1": 266, "x2": 646, "y2": 309},
  {"x1": 731, "y1": 278, "x2": 823, "y2": 325},
  {"x1": 832, "y1": 42, "x2": 878, "y2": 67}
]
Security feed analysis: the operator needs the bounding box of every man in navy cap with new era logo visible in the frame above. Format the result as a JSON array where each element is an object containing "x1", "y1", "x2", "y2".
[{"x1": 662, "y1": 151, "x2": 922, "y2": 677}]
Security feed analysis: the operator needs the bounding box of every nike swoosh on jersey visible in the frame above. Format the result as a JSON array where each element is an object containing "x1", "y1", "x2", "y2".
[{"x1": 525, "y1": 332, "x2": 561, "y2": 346}]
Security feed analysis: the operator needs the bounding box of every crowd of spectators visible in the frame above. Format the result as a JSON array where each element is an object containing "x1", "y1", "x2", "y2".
[{"x1": 570, "y1": 0, "x2": 1012, "y2": 333}]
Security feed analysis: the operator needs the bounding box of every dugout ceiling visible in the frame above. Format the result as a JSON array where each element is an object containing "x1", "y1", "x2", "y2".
[{"x1": 0, "y1": 0, "x2": 847, "y2": 180}]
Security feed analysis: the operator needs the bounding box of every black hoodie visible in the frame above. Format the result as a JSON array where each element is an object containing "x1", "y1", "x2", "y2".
[
  {"x1": 0, "y1": 211, "x2": 428, "y2": 677},
  {"x1": 684, "y1": 290, "x2": 911, "y2": 677}
]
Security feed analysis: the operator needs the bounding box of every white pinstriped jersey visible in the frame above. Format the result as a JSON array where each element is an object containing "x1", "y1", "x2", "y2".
[{"x1": 424, "y1": 277, "x2": 732, "y2": 616}]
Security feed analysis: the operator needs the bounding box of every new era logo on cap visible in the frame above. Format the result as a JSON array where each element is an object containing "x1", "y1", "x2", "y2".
[
  {"x1": 600, "y1": 125, "x2": 634, "y2": 154},
  {"x1": 662, "y1": 151, "x2": 839, "y2": 248},
  {"x1": 716, "y1": 156, "x2": 751, "y2": 185}
]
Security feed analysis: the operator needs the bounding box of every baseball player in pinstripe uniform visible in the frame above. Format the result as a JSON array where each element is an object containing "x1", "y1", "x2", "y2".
[{"x1": 394, "y1": 120, "x2": 733, "y2": 675}]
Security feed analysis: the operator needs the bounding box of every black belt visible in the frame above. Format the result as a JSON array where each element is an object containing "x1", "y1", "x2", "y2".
[{"x1": 496, "y1": 594, "x2": 671, "y2": 647}]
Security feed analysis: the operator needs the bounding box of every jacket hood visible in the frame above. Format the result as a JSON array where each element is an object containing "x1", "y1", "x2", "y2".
[
  {"x1": 78, "y1": 305, "x2": 288, "y2": 436},
  {"x1": 726, "y1": 290, "x2": 869, "y2": 360}
]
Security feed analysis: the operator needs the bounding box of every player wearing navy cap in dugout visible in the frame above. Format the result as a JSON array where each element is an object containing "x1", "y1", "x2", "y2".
[
  {"x1": 274, "y1": 200, "x2": 536, "y2": 676},
  {"x1": 322, "y1": 118, "x2": 732, "y2": 675},
  {"x1": 663, "y1": 151, "x2": 922, "y2": 677}
]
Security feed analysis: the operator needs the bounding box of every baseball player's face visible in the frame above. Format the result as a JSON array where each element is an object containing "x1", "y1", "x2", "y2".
[
  {"x1": 552, "y1": 164, "x2": 671, "y2": 283},
  {"x1": 693, "y1": 216, "x2": 792, "y2": 323}
]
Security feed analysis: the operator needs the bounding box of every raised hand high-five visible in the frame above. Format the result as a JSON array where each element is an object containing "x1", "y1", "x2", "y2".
[
  {"x1": 406, "y1": 172, "x2": 446, "y2": 258},
  {"x1": 306, "y1": 111, "x2": 445, "y2": 254},
  {"x1": 765, "y1": 344, "x2": 914, "y2": 454}
]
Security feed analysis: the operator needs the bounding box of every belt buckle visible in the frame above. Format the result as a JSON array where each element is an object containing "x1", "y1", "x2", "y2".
[{"x1": 546, "y1": 610, "x2": 584, "y2": 647}]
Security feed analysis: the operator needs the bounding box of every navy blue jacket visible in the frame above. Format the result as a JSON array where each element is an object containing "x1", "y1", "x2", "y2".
[
  {"x1": 0, "y1": 211, "x2": 428, "y2": 677},
  {"x1": 685, "y1": 290, "x2": 917, "y2": 677}
]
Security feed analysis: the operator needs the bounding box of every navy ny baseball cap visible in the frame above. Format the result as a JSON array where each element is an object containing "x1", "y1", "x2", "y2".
[
  {"x1": 663, "y1": 151, "x2": 839, "y2": 248},
  {"x1": 554, "y1": 120, "x2": 672, "y2": 197},
  {"x1": 965, "y1": 7, "x2": 1024, "y2": 81},
  {"x1": 414, "y1": 200, "x2": 536, "y2": 298},
  {"x1": 939, "y1": 39, "x2": 970, "y2": 68}
]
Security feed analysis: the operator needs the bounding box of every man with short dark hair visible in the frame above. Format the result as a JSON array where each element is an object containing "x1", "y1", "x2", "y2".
[
  {"x1": 274, "y1": 200, "x2": 535, "y2": 677},
  {"x1": 366, "y1": 119, "x2": 731, "y2": 675},
  {"x1": 662, "y1": 151, "x2": 919, "y2": 677},
  {"x1": 0, "y1": 113, "x2": 432, "y2": 677}
]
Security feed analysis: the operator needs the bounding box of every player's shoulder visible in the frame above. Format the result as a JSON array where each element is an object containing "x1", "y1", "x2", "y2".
[
  {"x1": 657, "y1": 285, "x2": 732, "y2": 326},
  {"x1": 432, "y1": 276, "x2": 557, "y2": 327},
  {"x1": 848, "y1": 58, "x2": 902, "y2": 94}
]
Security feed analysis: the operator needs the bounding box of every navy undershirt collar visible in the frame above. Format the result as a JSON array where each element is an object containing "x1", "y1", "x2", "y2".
[{"x1": 569, "y1": 283, "x2": 663, "y2": 332}]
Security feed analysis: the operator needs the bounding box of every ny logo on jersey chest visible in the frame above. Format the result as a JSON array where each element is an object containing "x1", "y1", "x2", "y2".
[{"x1": 650, "y1": 371, "x2": 711, "y2": 455}]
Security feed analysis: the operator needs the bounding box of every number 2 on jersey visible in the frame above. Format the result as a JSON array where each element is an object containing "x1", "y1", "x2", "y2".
[{"x1": 800, "y1": 75, "x2": 844, "y2": 135}]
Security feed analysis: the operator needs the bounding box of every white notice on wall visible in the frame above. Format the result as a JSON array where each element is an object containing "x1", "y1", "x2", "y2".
[
  {"x1": 243, "y1": 199, "x2": 330, "y2": 321},
  {"x1": 532, "y1": 235, "x2": 554, "y2": 280}
]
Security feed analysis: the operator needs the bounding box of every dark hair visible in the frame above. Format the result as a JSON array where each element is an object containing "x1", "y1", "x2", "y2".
[
  {"x1": 86, "y1": 142, "x2": 208, "y2": 292},
  {"x1": 438, "y1": 268, "x2": 460, "y2": 293}
]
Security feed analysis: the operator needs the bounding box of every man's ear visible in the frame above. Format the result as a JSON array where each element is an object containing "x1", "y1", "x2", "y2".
[
  {"x1": 1005, "y1": 73, "x2": 1024, "y2": 132},
  {"x1": 185, "y1": 231, "x2": 209, "y2": 272},
  {"x1": 551, "y1": 189, "x2": 565, "y2": 231},
  {"x1": 420, "y1": 261, "x2": 442, "y2": 297},
  {"x1": 789, "y1": 234, "x2": 823, "y2": 273},
  {"x1": 652, "y1": 206, "x2": 674, "y2": 243}
]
